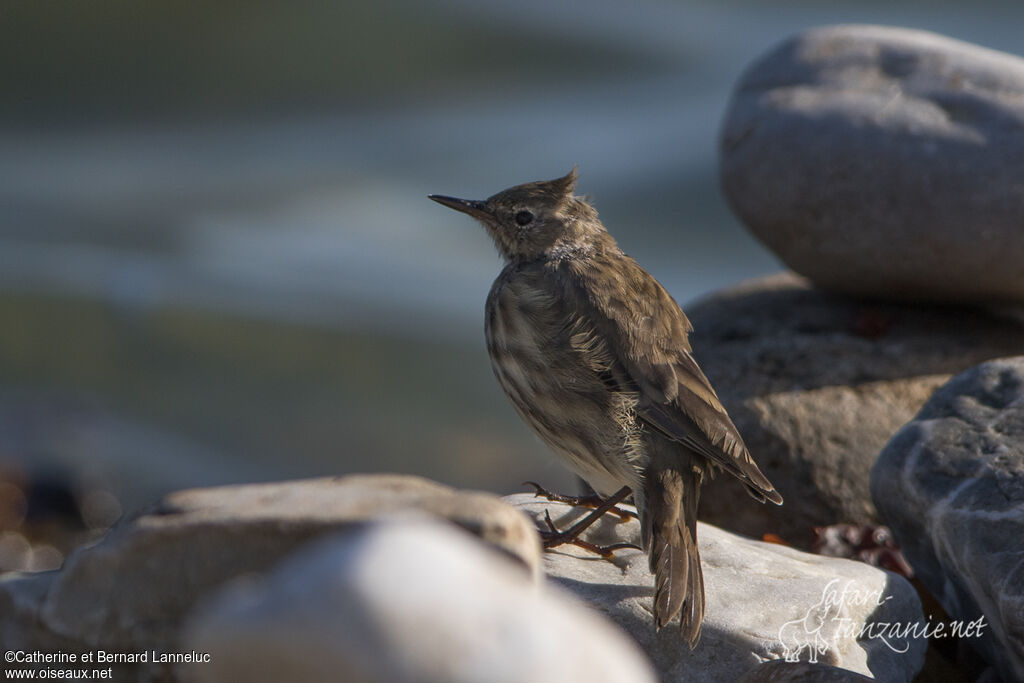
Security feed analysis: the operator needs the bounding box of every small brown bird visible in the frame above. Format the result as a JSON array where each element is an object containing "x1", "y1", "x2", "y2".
[{"x1": 429, "y1": 169, "x2": 782, "y2": 647}]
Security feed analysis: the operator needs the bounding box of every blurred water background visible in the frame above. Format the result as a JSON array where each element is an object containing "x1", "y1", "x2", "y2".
[{"x1": 2, "y1": 0, "x2": 1023, "y2": 566}]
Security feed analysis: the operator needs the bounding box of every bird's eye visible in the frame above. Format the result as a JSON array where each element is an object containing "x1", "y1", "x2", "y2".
[{"x1": 514, "y1": 210, "x2": 534, "y2": 226}]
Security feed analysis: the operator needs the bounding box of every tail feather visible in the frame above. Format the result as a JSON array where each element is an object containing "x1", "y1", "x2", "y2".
[{"x1": 642, "y1": 457, "x2": 705, "y2": 648}]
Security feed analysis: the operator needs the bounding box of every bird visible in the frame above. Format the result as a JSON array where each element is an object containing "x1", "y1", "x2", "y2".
[{"x1": 429, "y1": 168, "x2": 782, "y2": 647}]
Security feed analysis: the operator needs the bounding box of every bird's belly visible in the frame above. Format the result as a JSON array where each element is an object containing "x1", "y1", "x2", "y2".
[
  {"x1": 496, "y1": 357, "x2": 629, "y2": 495},
  {"x1": 486, "y1": 304, "x2": 643, "y2": 496}
]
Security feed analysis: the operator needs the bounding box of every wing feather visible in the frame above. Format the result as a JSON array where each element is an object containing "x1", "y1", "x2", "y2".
[{"x1": 558, "y1": 254, "x2": 782, "y2": 505}]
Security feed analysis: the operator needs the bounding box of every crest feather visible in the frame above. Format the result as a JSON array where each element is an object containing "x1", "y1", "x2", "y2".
[{"x1": 552, "y1": 165, "x2": 578, "y2": 197}]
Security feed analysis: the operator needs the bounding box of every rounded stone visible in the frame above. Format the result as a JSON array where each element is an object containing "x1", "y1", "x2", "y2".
[
  {"x1": 508, "y1": 495, "x2": 925, "y2": 682},
  {"x1": 38, "y1": 474, "x2": 540, "y2": 649},
  {"x1": 684, "y1": 272, "x2": 1024, "y2": 545},
  {"x1": 184, "y1": 516, "x2": 656, "y2": 683},
  {"x1": 720, "y1": 25, "x2": 1024, "y2": 303}
]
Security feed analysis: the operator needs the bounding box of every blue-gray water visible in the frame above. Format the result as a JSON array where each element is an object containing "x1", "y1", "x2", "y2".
[{"x1": 2, "y1": 0, "x2": 1023, "y2": 514}]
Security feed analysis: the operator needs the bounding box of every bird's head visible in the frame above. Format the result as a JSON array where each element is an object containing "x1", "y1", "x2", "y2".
[{"x1": 429, "y1": 167, "x2": 603, "y2": 261}]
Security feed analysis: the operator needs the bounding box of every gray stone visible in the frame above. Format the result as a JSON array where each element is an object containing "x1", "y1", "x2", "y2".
[
  {"x1": 183, "y1": 516, "x2": 656, "y2": 683},
  {"x1": 720, "y1": 25, "x2": 1024, "y2": 303},
  {"x1": 509, "y1": 494, "x2": 926, "y2": 682},
  {"x1": 0, "y1": 572, "x2": 69, "y2": 651},
  {"x1": 736, "y1": 660, "x2": 873, "y2": 682},
  {"x1": 872, "y1": 357, "x2": 1024, "y2": 683},
  {"x1": 685, "y1": 273, "x2": 1024, "y2": 544},
  {"x1": 38, "y1": 474, "x2": 539, "y2": 649}
]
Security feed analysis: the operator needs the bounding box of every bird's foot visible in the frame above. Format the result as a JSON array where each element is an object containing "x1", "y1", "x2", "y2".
[
  {"x1": 523, "y1": 481, "x2": 637, "y2": 521},
  {"x1": 539, "y1": 509, "x2": 640, "y2": 558}
]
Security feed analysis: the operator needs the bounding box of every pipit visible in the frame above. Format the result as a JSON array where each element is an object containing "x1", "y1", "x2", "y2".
[{"x1": 429, "y1": 169, "x2": 782, "y2": 647}]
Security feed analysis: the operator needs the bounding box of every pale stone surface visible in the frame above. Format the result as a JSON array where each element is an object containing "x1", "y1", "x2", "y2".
[
  {"x1": 684, "y1": 273, "x2": 1024, "y2": 544},
  {"x1": 183, "y1": 516, "x2": 656, "y2": 683},
  {"x1": 38, "y1": 474, "x2": 540, "y2": 649},
  {"x1": 872, "y1": 358, "x2": 1024, "y2": 683},
  {"x1": 720, "y1": 25, "x2": 1024, "y2": 303},
  {"x1": 509, "y1": 494, "x2": 926, "y2": 682}
]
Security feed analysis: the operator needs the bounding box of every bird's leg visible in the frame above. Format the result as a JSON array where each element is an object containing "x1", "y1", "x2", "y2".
[
  {"x1": 540, "y1": 510, "x2": 639, "y2": 558},
  {"x1": 524, "y1": 481, "x2": 638, "y2": 521},
  {"x1": 536, "y1": 485, "x2": 640, "y2": 557}
]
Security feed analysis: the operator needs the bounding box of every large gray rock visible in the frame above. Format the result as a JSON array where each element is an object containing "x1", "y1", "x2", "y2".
[
  {"x1": 36, "y1": 474, "x2": 539, "y2": 650},
  {"x1": 184, "y1": 516, "x2": 656, "y2": 683},
  {"x1": 686, "y1": 273, "x2": 1024, "y2": 544},
  {"x1": 509, "y1": 494, "x2": 926, "y2": 682},
  {"x1": 720, "y1": 25, "x2": 1024, "y2": 303},
  {"x1": 872, "y1": 358, "x2": 1024, "y2": 683}
]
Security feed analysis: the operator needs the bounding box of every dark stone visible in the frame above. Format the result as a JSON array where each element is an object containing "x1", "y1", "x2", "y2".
[
  {"x1": 686, "y1": 273, "x2": 1024, "y2": 545},
  {"x1": 872, "y1": 358, "x2": 1024, "y2": 682}
]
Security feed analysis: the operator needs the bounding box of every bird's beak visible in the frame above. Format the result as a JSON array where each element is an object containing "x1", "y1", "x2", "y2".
[{"x1": 428, "y1": 195, "x2": 491, "y2": 221}]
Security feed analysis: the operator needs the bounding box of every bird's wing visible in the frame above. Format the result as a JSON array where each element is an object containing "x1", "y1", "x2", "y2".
[{"x1": 559, "y1": 254, "x2": 782, "y2": 505}]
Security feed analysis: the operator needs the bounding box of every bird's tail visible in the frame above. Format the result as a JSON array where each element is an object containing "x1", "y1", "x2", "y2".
[{"x1": 641, "y1": 455, "x2": 705, "y2": 648}]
